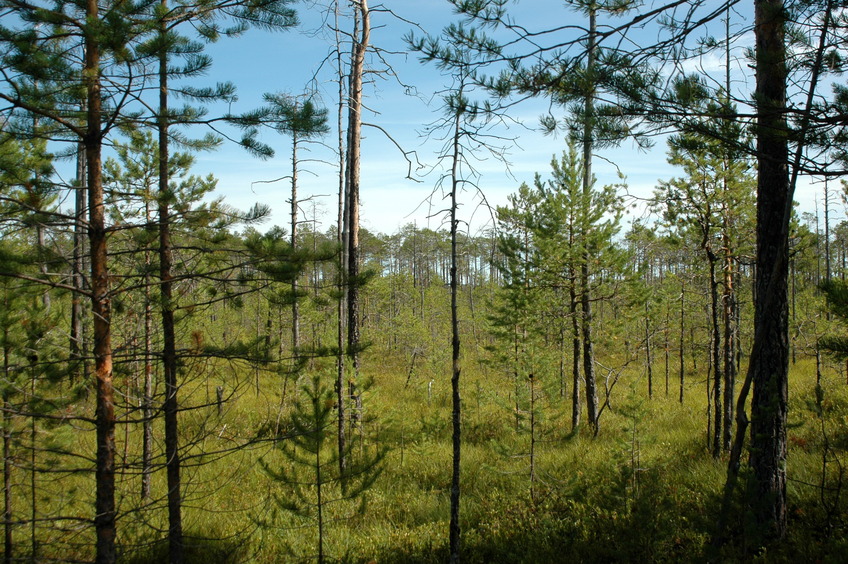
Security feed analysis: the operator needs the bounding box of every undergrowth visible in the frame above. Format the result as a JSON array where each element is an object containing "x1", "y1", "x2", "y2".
[{"x1": 21, "y1": 353, "x2": 848, "y2": 562}]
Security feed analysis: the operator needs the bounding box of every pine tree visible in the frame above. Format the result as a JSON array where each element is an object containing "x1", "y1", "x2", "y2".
[{"x1": 260, "y1": 374, "x2": 383, "y2": 564}]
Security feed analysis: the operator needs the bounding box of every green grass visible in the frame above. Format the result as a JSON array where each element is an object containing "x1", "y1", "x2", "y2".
[{"x1": 9, "y1": 352, "x2": 848, "y2": 562}]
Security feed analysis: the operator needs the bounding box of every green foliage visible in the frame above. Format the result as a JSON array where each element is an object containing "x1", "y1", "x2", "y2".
[{"x1": 259, "y1": 374, "x2": 385, "y2": 563}]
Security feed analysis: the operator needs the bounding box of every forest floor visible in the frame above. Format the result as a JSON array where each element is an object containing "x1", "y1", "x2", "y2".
[{"x1": 58, "y1": 352, "x2": 848, "y2": 562}]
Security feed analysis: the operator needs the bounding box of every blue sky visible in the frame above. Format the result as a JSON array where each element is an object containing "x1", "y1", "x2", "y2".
[{"x1": 187, "y1": 0, "x2": 827, "y2": 237}]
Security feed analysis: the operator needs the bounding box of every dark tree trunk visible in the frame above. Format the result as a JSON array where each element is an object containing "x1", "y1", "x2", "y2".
[
  {"x1": 570, "y1": 279, "x2": 581, "y2": 431},
  {"x1": 709, "y1": 256, "x2": 723, "y2": 457},
  {"x1": 158, "y1": 12, "x2": 183, "y2": 561},
  {"x1": 679, "y1": 278, "x2": 685, "y2": 403},
  {"x1": 334, "y1": 0, "x2": 348, "y2": 478},
  {"x1": 448, "y1": 82, "x2": 463, "y2": 564},
  {"x1": 646, "y1": 301, "x2": 653, "y2": 399},
  {"x1": 664, "y1": 307, "x2": 670, "y2": 397},
  {"x1": 747, "y1": 0, "x2": 789, "y2": 541},
  {"x1": 582, "y1": 7, "x2": 599, "y2": 435}
]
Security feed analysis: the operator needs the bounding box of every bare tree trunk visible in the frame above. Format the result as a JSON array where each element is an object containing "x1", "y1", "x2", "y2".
[
  {"x1": 334, "y1": 0, "x2": 348, "y2": 478},
  {"x1": 345, "y1": 0, "x2": 369, "y2": 434},
  {"x1": 448, "y1": 86, "x2": 462, "y2": 564},
  {"x1": 291, "y1": 125, "x2": 301, "y2": 356}
]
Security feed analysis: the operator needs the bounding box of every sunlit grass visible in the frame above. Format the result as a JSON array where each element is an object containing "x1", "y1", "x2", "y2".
[{"x1": 15, "y1": 348, "x2": 848, "y2": 562}]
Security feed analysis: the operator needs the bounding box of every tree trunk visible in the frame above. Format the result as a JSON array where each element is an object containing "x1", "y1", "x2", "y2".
[
  {"x1": 722, "y1": 227, "x2": 736, "y2": 452},
  {"x1": 679, "y1": 279, "x2": 685, "y2": 403},
  {"x1": 334, "y1": 0, "x2": 348, "y2": 478},
  {"x1": 645, "y1": 301, "x2": 653, "y2": 399},
  {"x1": 448, "y1": 90, "x2": 462, "y2": 564},
  {"x1": 582, "y1": 6, "x2": 599, "y2": 435},
  {"x1": 85, "y1": 2, "x2": 117, "y2": 558},
  {"x1": 158, "y1": 11, "x2": 184, "y2": 561},
  {"x1": 664, "y1": 306, "x2": 670, "y2": 397},
  {"x1": 747, "y1": 0, "x2": 789, "y2": 541},
  {"x1": 570, "y1": 278, "x2": 581, "y2": 431},
  {"x1": 345, "y1": 0, "x2": 369, "y2": 434},
  {"x1": 291, "y1": 126, "x2": 300, "y2": 357},
  {"x1": 709, "y1": 256, "x2": 723, "y2": 457},
  {"x1": 29, "y1": 360, "x2": 37, "y2": 560},
  {"x1": 142, "y1": 203, "x2": 153, "y2": 500},
  {"x1": 71, "y1": 137, "x2": 87, "y2": 383},
  {"x1": 529, "y1": 373, "x2": 536, "y2": 503}
]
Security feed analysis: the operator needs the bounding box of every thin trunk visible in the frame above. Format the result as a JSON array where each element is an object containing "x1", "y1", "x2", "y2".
[
  {"x1": 85, "y1": 2, "x2": 117, "y2": 558},
  {"x1": 529, "y1": 373, "x2": 536, "y2": 503},
  {"x1": 646, "y1": 302, "x2": 653, "y2": 399},
  {"x1": 2, "y1": 307, "x2": 11, "y2": 564},
  {"x1": 448, "y1": 86, "x2": 462, "y2": 564},
  {"x1": 707, "y1": 321, "x2": 713, "y2": 451},
  {"x1": 570, "y1": 282, "x2": 581, "y2": 432},
  {"x1": 71, "y1": 137, "x2": 87, "y2": 383},
  {"x1": 334, "y1": 0, "x2": 348, "y2": 478},
  {"x1": 664, "y1": 308, "x2": 670, "y2": 396},
  {"x1": 722, "y1": 227, "x2": 736, "y2": 452},
  {"x1": 29, "y1": 360, "x2": 36, "y2": 561},
  {"x1": 36, "y1": 226, "x2": 50, "y2": 310},
  {"x1": 582, "y1": 6, "x2": 599, "y2": 435},
  {"x1": 513, "y1": 332, "x2": 520, "y2": 432},
  {"x1": 709, "y1": 256, "x2": 723, "y2": 458},
  {"x1": 291, "y1": 127, "x2": 300, "y2": 356},
  {"x1": 142, "y1": 203, "x2": 153, "y2": 500},
  {"x1": 33, "y1": 112, "x2": 49, "y2": 313},
  {"x1": 558, "y1": 324, "x2": 566, "y2": 399},
  {"x1": 158, "y1": 12, "x2": 183, "y2": 561},
  {"x1": 825, "y1": 180, "x2": 831, "y2": 283},
  {"x1": 679, "y1": 279, "x2": 685, "y2": 403}
]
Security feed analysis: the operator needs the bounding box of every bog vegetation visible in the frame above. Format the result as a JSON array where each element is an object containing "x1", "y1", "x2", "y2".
[{"x1": 1, "y1": 1, "x2": 848, "y2": 563}]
